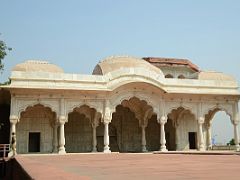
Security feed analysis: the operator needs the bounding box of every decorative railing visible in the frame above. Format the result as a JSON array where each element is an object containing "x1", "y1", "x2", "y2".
[{"x1": 0, "y1": 144, "x2": 10, "y2": 159}]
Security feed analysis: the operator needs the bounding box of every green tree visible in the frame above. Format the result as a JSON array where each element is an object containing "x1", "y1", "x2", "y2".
[
  {"x1": 227, "y1": 138, "x2": 235, "y2": 145},
  {"x1": 0, "y1": 35, "x2": 11, "y2": 72}
]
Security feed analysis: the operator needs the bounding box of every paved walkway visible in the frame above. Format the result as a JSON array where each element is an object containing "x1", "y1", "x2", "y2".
[{"x1": 16, "y1": 153, "x2": 240, "y2": 180}]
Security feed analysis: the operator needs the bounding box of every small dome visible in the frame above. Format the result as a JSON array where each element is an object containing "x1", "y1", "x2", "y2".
[
  {"x1": 12, "y1": 60, "x2": 64, "y2": 73},
  {"x1": 93, "y1": 56, "x2": 163, "y2": 75},
  {"x1": 198, "y1": 71, "x2": 235, "y2": 81}
]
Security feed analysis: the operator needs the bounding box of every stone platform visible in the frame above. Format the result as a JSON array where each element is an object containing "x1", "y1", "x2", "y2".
[{"x1": 13, "y1": 152, "x2": 240, "y2": 180}]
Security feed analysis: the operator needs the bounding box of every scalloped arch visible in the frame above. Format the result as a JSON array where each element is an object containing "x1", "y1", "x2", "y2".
[
  {"x1": 111, "y1": 93, "x2": 159, "y2": 115},
  {"x1": 18, "y1": 102, "x2": 58, "y2": 119},
  {"x1": 66, "y1": 102, "x2": 103, "y2": 117},
  {"x1": 166, "y1": 105, "x2": 197, "y2": 119},
  {"x1": 203, "y1": 105, "x2": 233, "y2": 122}
]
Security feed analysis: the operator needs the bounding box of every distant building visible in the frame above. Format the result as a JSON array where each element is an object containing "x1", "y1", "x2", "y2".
[{"x1": 0, "y1": 56, "x2": 239, "y2": 154}]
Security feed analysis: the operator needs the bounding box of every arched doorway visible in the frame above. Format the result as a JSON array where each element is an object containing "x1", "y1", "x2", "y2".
[
  {"x1": 17, "y1": 104, "x2": 56, "y2": 153},
  {"x1": 168, "y1": 107, "x2": 197, "y2": 151},
  {"x1": 111, "y1": 105, "x2": 141, "y2": 152},
  {"x1": 65, "y1": 105, "x2": 98, "y2": 153},
  {"x1": 111, "y1": 97, "x2": 156, "y2": 152},
  {"x1": 204, "y1": 108, "x2": 235, "y2": 150}
]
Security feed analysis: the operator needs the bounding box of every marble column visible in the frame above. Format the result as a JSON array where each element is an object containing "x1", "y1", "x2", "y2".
[
  {"x1": 206, "y1": 123, "x2": 212, "y2": 150},
  {"x1": 233, "y1": 122, "x2": 240, "y2": 151},
  {"x1": 198, "y1": 117, "x2": 205, "y2": 151},
  {"x1": 53, "y1": 123, "x2": 58, "y2": 153},
  {"x1": 141, "y1": 126, "x2": 147, "y2": 152},
  {"x1": 159, "y1": 116, "x2": 167, "y2": 152},
  {"x1": 103, "y1": 122, "x2": 111, "y2": 153},
  {"x1": 92, "y1": 125, "x2": 97, "y2": 152},
  {"x1": 58, "y1": 121, "x2": 66, "y2": 154}
]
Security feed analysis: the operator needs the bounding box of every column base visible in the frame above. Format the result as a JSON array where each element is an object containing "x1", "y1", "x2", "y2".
[
  {"x1": 103, "y1": 149, "x2": 111, "y2": 153},
  {"x1": 58, "y1": 147, "x2": 66, "y2": 154},
  {"x1": 92, "y1": 147, "x2": 97, "y2": 153},
  {"x1": 198, "y1": 146, "x2": 206, "y2": 152},
  {"x1": 104, "y1": 146, "x2": 111, "y2": 153},
  {"x1": 160, "y1": 146, "x2": 168, "y2": 152},
  {"x1": 142, "y1": 146, "x2": 148, "y2": 152}
]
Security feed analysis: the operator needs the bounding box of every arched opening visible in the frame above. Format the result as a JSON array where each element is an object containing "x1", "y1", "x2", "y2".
[
  {"x1": 65, "y1": 105, "x2": 98, "y2": 153},
  {"x1": 167, "y1": 107, "x2": 197, "y2": 151},
  {"x1": 146, "y1": 114, "x2": 160, "y2": 151},
  {"x1": 178, "y1": 75, "x2": 185, "y2": 79},
  {"x1": 204, "y1": 108, "x2": 235, "y2": 150},
  {"x1": 17, "y1": 104, "x2": 56, "y2": 154},
  {"x1": 111, "y1": 97, "x2": 156, "y2": 152},
  {"x1": 165, "y1": 74, "x2": 174, "y2": 78},
  {"x1": 111, "y1": 105, "x2": 141, "y2": 152}
]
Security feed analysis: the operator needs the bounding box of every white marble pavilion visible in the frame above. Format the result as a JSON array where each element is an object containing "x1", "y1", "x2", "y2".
[{"x1": 2, "y1": 56, "x2": 240, "y2": 154}]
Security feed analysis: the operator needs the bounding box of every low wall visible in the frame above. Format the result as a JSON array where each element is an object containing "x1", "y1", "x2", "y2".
[
  {"x1": 2, "y1": 158, "x2": 32, "y2": 180},
  {"x1": 212, "y1": 145, "x2": 236, "y2": 151}
]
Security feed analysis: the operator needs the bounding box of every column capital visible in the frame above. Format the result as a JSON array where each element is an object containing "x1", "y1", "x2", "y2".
[
  {"x1": 158, "y1": 115, "x2": 167, "y2": 124},
  {"x1": 58, "y1": 115, "x2": 67, "y2": 124},
  {"x1": 91, "y1": 122, "x2": 98, "y2": 128},
  {"x1": 9, "y1": 115, "x2": 18, "y2": 124},
  {"x1": 103, "y1": 116, "x2": 111, "y2": 124},
  {"x1": 198, "y1": 117, "x2": 205, "y2": 124},
  {"x1": 103, "y1": 120, "x2": 110, "y2": 125},
  {"x1": 233, "y1": 120, "x2": 240, "y2": 126}
]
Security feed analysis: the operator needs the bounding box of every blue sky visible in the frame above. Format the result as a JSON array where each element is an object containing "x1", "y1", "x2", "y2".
[{"x1": 1, "y1": 0, "x2": 240, "y2": 144}]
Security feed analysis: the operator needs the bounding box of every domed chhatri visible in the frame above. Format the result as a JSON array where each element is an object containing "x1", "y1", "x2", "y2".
[
  {"x1": 92, "y1": 56, "x2": 163, "y2": 75},
  {"x1": 12, "y1": 60, "x2": 64, "y2": 73}
]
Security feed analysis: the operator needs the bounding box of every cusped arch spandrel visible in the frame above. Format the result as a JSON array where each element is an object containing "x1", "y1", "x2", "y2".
[
  {"x1": 165, "y1": 101, "x2": 198, "y2": 118},
  {"x1": 66, "y1": 100, "x2": 104, "y2": 117},
  {"x1": 110, "y1": 92, "x2": 159, "y2": 114},
  {"x1": 202, "y1": 103, "x2": 234, "y2": 122},
  {"x1": 17, "y1": 99, "x2": 59, "y2": 119}
]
